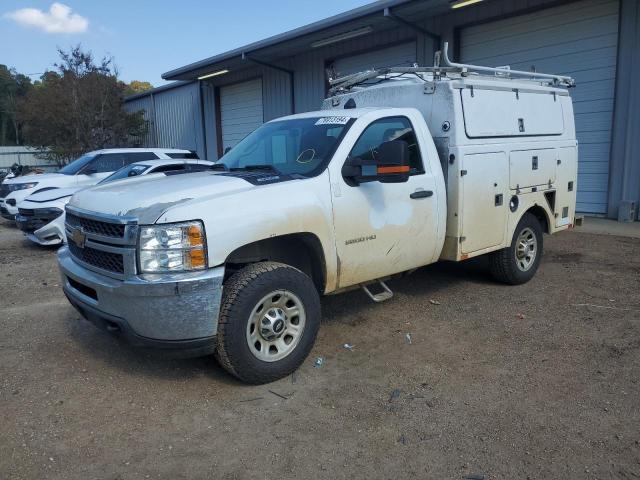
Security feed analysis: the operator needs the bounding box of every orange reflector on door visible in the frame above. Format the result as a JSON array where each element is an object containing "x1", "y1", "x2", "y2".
[{"x1": 377, "y1": 165, "x2": 410, "y2": 174}]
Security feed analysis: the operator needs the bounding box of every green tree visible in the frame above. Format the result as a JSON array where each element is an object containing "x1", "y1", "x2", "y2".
[
  {"x1": 0, "y1": 65, "x2": 33, "y2": 145},
  {"x1": 123, "y1": 80, "x2": 154, "y2": 97},
  {"x1": 18, "y1": 45, "x2": 147, "y2": 166}
]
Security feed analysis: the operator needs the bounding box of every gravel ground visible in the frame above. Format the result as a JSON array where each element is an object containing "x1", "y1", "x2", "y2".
[{"x1": 1, "y1": 220, "x2": 639, "y2": 480}]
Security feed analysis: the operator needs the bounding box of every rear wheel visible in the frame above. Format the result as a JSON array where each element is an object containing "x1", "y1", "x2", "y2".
[
  {"x1": 489, "y1": 212, "x2": 543, "y2": 285},
  {"x1": 215, "y1": 262, "x2": 320, "y2": 384}
]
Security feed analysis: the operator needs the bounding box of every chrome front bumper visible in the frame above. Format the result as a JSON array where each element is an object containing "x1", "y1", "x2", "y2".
[{"x1": 58, "y1": 246, "x2": 224, "y2": 353}]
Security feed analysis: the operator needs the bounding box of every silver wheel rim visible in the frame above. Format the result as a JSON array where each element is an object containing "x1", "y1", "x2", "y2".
[
  {"x1": 246, "y1": 290, "x2": 306, "y2": 362},
  {"x1": 515, "y1": 227, "x2": 537, "y2": 272}
]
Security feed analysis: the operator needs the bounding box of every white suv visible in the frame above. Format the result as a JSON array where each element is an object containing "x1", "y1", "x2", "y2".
[{"x1": 0, "y1": 148, "x2": 196, "y2": 221}]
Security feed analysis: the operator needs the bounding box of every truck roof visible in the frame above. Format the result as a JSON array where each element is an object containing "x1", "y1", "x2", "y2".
[
  {"x1": 268, "y1": 107, "x2": 389, "y2": 123},
  {"x1": 88, "y1": 148, "x2": 193, "y2": 154}
]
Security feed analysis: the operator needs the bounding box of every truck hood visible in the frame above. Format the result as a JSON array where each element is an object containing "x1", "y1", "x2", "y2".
[{"x1": 69, "y1": 171, "x2": 256, "y2": 223}]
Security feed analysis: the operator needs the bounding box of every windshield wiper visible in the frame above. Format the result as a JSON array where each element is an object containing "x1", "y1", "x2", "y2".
[{"x1": 230, "y1": 164, "x2": 279, "y2": 173}]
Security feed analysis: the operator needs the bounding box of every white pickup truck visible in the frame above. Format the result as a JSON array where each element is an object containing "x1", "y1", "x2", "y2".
[{"x1": 58, "y1": 48, "x2": 578, "y2": 384}]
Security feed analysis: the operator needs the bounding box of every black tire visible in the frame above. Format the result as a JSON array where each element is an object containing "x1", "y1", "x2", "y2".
[
  {"x1": 215, "y1": 261, "x2": 321, "y2": 384},
  {"x1": 489, "y1": 212, "x2": 544, "y2": 285}
]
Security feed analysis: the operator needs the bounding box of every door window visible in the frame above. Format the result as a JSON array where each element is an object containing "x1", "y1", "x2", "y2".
[
  {"x1": 150, "y1": 164, "x2": 186, "y2": 174},
  {"x1": 125, "y1": 152, "x2": 159, "y2": 164},
  {"x1": 348, "y1": 116, "x2": 424, "y2": 174},
  {"x1": 86, "y1": 153, "x2": 127, "y2": 173}
]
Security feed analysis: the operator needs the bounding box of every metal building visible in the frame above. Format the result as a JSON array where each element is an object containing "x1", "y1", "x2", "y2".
[
  {"x1": 124, "y1": 81, "x2": 205, "y2": 158},
  {"x1": 124, "y1": 0, "x2": 639, "y2": 219}
]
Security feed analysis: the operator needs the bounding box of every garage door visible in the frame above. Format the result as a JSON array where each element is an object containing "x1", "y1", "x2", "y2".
[
  {"x1": 332, "y1": 41, "x2": 417, "y2": 77},
  {"x1": 219, "y1": 78, "x2": 264, "y2": 152},
  {"x1": 460, "y1": 0, "x2": 619, "y2": 214}
]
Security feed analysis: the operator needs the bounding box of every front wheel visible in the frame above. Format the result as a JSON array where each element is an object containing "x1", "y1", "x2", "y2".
[
  {"x1": 215, "y1": 262, "x2": 321, "y2": 384},
  {"x1": 488, "y1": 212, "x2": 544, "y2": 285}
]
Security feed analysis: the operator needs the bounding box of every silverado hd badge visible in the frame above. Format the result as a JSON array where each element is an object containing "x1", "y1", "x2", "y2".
[{"x1": 70, "y1": 227, "x2": 86, "y2": 249}]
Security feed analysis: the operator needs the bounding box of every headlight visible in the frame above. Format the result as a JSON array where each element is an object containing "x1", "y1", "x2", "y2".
[
  {"x1": 138, "y1": 221, "x2": 207, "y2": 273},
  {"x1": 11, "y1": 182, "x2": 38, "y2": 191}
]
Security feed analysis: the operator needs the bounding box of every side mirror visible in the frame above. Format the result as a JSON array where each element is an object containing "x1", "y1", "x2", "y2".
[
  {"x1": 342, "y1": 140, "x2": 411, "y2": 185},
  {"x1": 224, "y1": 146, "x2": 232, "y2": 154}
]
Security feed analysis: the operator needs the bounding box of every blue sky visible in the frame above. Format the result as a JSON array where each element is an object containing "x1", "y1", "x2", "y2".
[{"x1": 0, "y1": 0, "x2": 372, "y2": 86}]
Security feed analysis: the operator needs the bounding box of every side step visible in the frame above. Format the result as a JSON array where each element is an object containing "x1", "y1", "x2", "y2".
[{"x1": 362, "y1": 280, "x2": 394, "y2": 303}]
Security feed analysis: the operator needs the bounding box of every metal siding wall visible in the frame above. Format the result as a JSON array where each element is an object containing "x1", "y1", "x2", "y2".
[
  {"x1": 459, "y1": 0, "x2": 619, "y2": 214},
  {"x1": 123, "y1": 95, "x2": 155, "y2": 147},
  {"x1": 607, "y1": 0, "x2": 640, "y2": 219},
  {"x1": 201, "y1": 82, "x2": 219, "y2": 161},
  {"x1": 124, "y1": 83, "x2": 205, "y2": 159},
  {"x1": 153, "y1": 82, "x2": 205, "y2": 157}
]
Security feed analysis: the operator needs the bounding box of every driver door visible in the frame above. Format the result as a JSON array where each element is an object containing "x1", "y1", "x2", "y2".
[{"x1": 328, "y1": 114, "x2": 439, "y2": 289}]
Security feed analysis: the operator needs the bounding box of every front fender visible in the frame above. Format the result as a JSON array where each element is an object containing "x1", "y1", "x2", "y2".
[{"x1": 158, "y1": 173, "x2": 339, "y2": 293}]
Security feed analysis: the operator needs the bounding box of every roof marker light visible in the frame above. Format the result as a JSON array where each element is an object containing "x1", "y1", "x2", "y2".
[
  {"x1": 310, "y1": 26, "x2": 373, "y2": 48},
  {"x1": 198, "y1": 69, "x2": 229, "y2": 80},
  {"x1": 450, "y1": 0, "x2": 484, "y2": 9}
]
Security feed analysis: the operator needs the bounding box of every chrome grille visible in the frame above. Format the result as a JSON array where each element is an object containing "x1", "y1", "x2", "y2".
[
  {"x1": 67, "y1": 212, "x2": 125, "y2": 238},
  {"x1": 68, "y1": 242, "x2": 125, "y2": 274},
  {"x1": 65, "y1": 207, "x2": 138, "y2": 278}
]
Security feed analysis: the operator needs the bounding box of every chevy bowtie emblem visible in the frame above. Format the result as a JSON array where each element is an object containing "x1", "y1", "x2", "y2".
[{"x1": 71, "y1": 227, "x2": 86, "y2": 249}]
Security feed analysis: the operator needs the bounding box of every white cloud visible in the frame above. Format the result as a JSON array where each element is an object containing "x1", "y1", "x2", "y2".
[{"x1": 4, "y1": 3, "x2": 88, "y2": 34}]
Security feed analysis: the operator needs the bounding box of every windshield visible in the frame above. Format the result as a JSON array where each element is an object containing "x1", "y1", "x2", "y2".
[
  {"x1": 58, "y1": 153, "x2": 98, "y2": 175},
  {"x1": 99, "y1": 164, "x2": 151, "y2": 184},
  {"x1": 217, "y1": 116, "x2": 353, "y2": 177}
]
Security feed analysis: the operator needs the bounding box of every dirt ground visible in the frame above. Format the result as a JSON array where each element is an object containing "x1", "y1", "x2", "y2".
[{"x1": 1, "y1": 220, "x2": 639, "y2": 480}]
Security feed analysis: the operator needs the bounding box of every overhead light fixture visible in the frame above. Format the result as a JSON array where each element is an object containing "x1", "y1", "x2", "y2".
[
  {"x1": 198, "y1": 69, "x2": 229, "y2": 80},
  {"x1": 310, "y1": 26, "x2": 373, "y2": 48},
  {"x1": 450, "y1": 0, "x2": 484, "y2": 9}
]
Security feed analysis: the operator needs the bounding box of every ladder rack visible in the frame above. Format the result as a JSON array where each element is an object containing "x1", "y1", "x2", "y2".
[{"x1": 328, "y1": 42, "x2": 575, "y2": 95}]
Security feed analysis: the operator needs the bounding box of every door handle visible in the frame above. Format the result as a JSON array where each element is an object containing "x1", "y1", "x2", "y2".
[{"x1": 410, "y1": 190, "x2": 433, "y2": 199}]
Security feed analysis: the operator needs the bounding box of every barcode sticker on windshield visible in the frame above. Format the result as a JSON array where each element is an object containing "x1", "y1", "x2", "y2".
[{"x1": 315, "y1": 116, "x2": 350, "y2": 125}]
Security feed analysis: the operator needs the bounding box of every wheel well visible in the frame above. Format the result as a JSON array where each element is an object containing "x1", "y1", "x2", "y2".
[
  {"x1": 526, "y1": 205, "x2": 550, "y2": 233},
  {"x1": 224, "y1": 233, "x2": 326, "y2": 293}
]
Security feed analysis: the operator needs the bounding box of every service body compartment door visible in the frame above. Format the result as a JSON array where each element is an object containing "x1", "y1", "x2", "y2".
[
  {"x1": 461, "y1": 88, "x2": 564, "y2": 138},
  {"x1": 554, "y1": 146, "x2": 578, "y2": 227},
  {"x1": 509, "y1": 149, "x2": 556, "y2": 189},
  {"x1": 461, "y1": 152, "x2": 509, "y2": 254}
]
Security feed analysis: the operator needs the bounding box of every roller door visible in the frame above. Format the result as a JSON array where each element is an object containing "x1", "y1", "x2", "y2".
[
  {"x1": 460, "y1": 0, "x2": 619, "y2": 214},
  {"x1": 220, "y1": 78, "x2": 264, "y2": 152}
]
